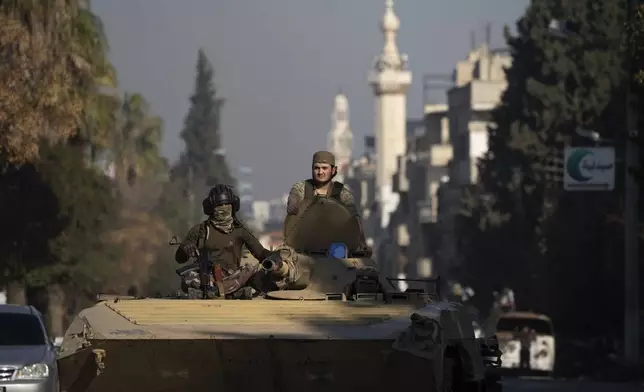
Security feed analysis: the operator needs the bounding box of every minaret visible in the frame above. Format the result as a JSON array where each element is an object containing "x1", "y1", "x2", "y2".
[
  {"x1": 368, "y1": 0, "x2": 411, "y2": 227},
  {"x1": 327, "y1": 91, "x2": 353, "y2": 182}
]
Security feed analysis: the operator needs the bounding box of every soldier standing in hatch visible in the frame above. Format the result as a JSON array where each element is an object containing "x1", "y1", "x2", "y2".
[
  {"x1": 286, "y1": 151, "x2": 369, "y2": 251},
  {"x1": 175, "y1": 184, "x2": 272, "y2": 299}
]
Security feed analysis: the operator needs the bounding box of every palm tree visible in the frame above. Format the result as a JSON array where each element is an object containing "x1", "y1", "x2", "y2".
[
  {"x1": 0, "y1": 0, "x2": 118, "y2": 164},
  {"x1": 70, "y1": 1, "x2": 120, "y2": 155},
  {"x1": 111, "y1": 93, "x2": 165, "y2": 191}
]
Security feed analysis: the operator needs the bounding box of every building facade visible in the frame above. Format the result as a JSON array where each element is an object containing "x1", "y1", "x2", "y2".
[
  {"x1": 439, "y1": 44, "x2": 511, "y2": 275},
  {"x1": 380, "y1": 43, "x2": 511, "y2": 282},
  {"x1": 327, "y1": 92, "x2": 354, "y2": 182},
  {"x1": 381, "y1": 106, "x2": 453, "y2": 282},
  {"x1": 448, "y1": 44, "x2": 511, "y2": 186}
]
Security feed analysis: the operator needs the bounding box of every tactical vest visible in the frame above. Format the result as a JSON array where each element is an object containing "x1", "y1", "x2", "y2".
[
  {"x1": 196, "y1": 222, "x2": 243, "y2": 298},
  {"x1": 197, "y1": 223, "x2": 241, "y2": 272},
  {"x1": 303, "y1": 179, "x2": 344, "y2": 200}
]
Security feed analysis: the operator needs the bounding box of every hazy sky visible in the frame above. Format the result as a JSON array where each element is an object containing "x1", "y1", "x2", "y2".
[{"x1": 93, "y1": 0, "x2": 530, "y2": 199}]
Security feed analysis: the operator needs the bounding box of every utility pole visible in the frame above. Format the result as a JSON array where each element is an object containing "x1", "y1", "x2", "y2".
[{"x1": 624, "y1": 0, "x2": 640, "y2": 367}]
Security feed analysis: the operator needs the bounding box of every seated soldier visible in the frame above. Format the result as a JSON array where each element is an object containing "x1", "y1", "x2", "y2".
[
  {"x1": 286, "y1": 151, "x2": 369, "y2": 251},
  {"x1": 175, "y1": 184, "x2": 271, "y2": 299}
]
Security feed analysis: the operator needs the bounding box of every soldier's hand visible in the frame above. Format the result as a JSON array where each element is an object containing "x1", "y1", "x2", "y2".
[{"x1": 181, "y1": 243, "x2": 198, "y2": 258}]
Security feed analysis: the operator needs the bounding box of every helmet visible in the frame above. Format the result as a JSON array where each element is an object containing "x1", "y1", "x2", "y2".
[{"x1": 202, "y1": 185, "x2": 240, "y2": 216}]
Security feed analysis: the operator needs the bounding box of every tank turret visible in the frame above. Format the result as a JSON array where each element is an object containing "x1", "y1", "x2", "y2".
[{"x1": 252, "y1": 197, "x2": 418, "y2": 301}]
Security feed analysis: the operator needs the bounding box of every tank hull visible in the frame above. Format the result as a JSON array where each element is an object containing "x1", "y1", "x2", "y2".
[{"x1": 59, "y1": 338, "x2": 437, "y2": 392}]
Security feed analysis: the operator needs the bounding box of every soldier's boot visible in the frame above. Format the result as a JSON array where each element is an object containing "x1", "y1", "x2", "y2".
[
  {"x1": 187, "y1": 287, "x2": 203, "y2": 299},
  {"x1": 202, "y1": 285, "x2": 224, "y2": 299},
  {"x1": 227, "y1": 286, "x2": 253, "y2": 300}
]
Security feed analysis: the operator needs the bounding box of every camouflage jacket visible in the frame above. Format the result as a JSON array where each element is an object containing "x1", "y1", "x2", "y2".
[{"x1": 286, "y1": 180, "x2": 358, "y2": 216}]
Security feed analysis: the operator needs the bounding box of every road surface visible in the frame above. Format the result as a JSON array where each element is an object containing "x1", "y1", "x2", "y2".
[{"x1": 503, "y1": 377, "x2": 642, "y2": 392}]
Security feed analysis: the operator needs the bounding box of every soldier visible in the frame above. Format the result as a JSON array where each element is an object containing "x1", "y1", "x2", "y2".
[
  {"x1": 286, "y1": 150, "x2": 369, "y2": 251},
  {"x1": 175, "y1": 184, "x2": 271, "y2": 299},
  {"x1": 518, "y1": 326, "x2": 535, "y2": 370}
]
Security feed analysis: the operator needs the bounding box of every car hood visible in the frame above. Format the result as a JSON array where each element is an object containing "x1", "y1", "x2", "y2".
[{"x1": 0, "y1": 345, "x2": 47, "y2": 366}]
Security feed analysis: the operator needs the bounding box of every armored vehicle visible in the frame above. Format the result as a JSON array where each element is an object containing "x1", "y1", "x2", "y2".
[{"x1": 56, "y1": 197, "x2": 502, "y2": 392}]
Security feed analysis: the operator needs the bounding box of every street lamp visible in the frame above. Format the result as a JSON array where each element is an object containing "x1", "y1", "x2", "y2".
[
  {"x1": 576, "y1": 127, "x2": 608, "y2": 143},
  {"x1": 549, "y1": 7, "x2": 640, "y2": 366}
]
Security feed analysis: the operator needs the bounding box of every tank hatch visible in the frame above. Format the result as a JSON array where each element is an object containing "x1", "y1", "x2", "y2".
[
  {"x1": 104, "y1": 299, "x2": 414, "y2": 326},
  {"x1": 284, "y1": 197, "x2": 361, "y2": 252}
]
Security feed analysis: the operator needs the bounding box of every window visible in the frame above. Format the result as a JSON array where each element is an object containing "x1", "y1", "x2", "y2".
[
  {"x1": 0, "y1": 313, "x2": 46, "y2": 346},
  {"x1": 496, "y1": 317, "x2": 552, "y2": 335}
]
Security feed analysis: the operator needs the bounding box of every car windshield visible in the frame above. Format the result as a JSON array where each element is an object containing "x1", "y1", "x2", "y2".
[
  {"x1": 0, "y1": 313, "x2": 47, "y2": 346},
  {"x1": 496, "y1": 317, "x2": 552, "y2": 335}
]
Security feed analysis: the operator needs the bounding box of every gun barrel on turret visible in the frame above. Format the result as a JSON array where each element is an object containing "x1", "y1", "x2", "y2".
[{"x1": 261, "y1": 257, "x2": 289, "y2": 278}]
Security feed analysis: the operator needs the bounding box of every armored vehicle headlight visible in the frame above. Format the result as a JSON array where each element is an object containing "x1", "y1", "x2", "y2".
[{"x1": 15, "y1": 363, "x2": 49, "y2": 379}]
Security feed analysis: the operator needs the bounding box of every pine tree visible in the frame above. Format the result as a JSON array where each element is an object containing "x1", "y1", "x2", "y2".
[
  {"x1": 177, "y1": 49, "x2": 233, "y2": 186},
  {"x1": 158, "y1": 49, "x2": 234, "y2": 233}
]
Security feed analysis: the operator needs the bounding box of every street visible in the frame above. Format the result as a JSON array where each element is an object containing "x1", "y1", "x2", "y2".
[{"x1": 503, "y1": 377, "x2": 642, "y2": 392}]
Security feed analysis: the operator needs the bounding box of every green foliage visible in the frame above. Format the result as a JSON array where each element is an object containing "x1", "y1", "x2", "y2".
[
  {"x1": 157, "y1": 49, "x2": 235, "y2": 235},
  {"x1": 177, "y1": 49, "x2": 232, "y2": 184},
  {"x1": 145, "y1": 251, "x2": 181, "y2": 297},
  {"x1": 630, "y1": 4, "x2": 644, "y2": 185},
  {"x1": 149, "y1": 49, "x2": 239, "y2": 294},
  {"x1": 460, "y1": 0, "x2": 629, "y2": 336},
  {"x1": 0, "y1": 143, "x2": 121, "y2": 293},
  {"x1": 0, "y1": 0, "x2": 174, "y2": 303},
  {"x1": 110, "y1": 92, "x2": 167, "y2": 188}
]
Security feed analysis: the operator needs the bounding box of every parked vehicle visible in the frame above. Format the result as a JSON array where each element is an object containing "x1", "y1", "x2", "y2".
[
  {"x1": 0, "y1": 304, "x2": 60, "y2": 392},
  {"x1": 495, "y1": 311, "x2": 555, "y2": 375}
]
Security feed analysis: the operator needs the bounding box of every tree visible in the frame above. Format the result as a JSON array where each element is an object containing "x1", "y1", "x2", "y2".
[
  {"x1": 178, "y1": 49, "x2": 232, "y2": 187},
  {"x1": 67, "y1": 0, "x2": 119, "y2": 154},
  {"x1": 158, "y1": 49, "x2": 234, "y2": 235},
  {"x1": 110, "y1": 93, "x2": 166, "y2": 190},
  {"x1": 0, "y1": 0, "x2": 117, "y2": 165},
  {"x1": 459, "y1": 0, "x2": 627, "y2": 336},
  {"x1": 0, "y1": 142, "x2": 121, "y2": 332},
  {"x1": 103, "y1": 92, "x2": 172, "y2": 297},
  {"x1": 630, "y1": 2, "x2": 644, "y2": 186}
]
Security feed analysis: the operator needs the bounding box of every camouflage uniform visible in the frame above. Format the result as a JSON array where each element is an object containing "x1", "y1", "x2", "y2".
[
  {"x1": 286, "y1": 151, "x2": 367, "y2": 248},
  {"x1": 286, "y1": 180, "x2": 358, "y2": 216},
  {"x1": 175, "y1": 201, "x2": 271, "y2": 299}
]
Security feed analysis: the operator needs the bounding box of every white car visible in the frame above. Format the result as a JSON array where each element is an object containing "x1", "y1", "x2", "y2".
[{"x1": 0, "y1": 304, "x2": 60, "y2": 392}]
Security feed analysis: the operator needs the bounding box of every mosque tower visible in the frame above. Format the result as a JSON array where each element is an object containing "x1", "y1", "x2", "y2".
[
  {"x1": 368, "y1": 0, "x2": 411, "y2": 228},
  {"x1": 327, "y1": 91, "x2": 353, "y2": 182}
]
